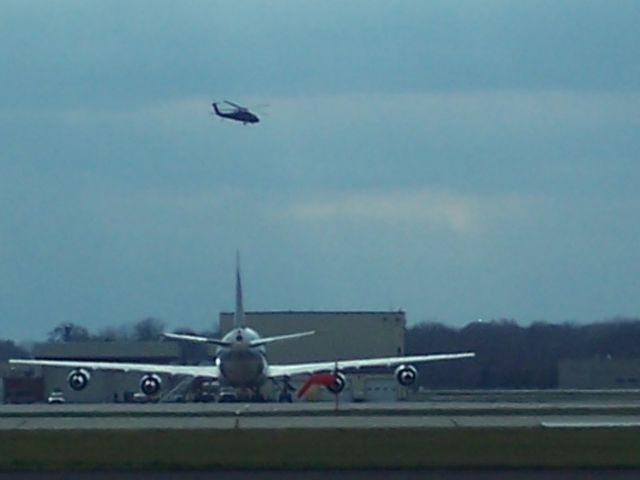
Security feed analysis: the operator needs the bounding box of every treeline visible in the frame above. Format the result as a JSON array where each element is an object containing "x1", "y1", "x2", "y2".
[
  {"x1": 45, "y1": 319, "x2": 216, "y2": 343},
  {"x1": 4, "y1": 317, "x2": 640, "y2": 389},
  {"x1": 406, "y1": 318, "x2": 640, "y2": 389},
  {"x1": 0, "y1": 319, "x2": 216, "y2": 366},
  {"x1": 0, "y1": 319, "x2": 185, "y2": 361}
]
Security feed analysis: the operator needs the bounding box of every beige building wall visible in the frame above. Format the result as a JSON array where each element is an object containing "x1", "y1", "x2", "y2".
[
  {"x1": 32, "y1": 342, "x2": 180, "y2": 362},
  {"x1": 33, "y1": 341, "x2": 182, "y2": 403},
  {"x1": 219, "y1": 311, "x2": 405, "y2": 364}
]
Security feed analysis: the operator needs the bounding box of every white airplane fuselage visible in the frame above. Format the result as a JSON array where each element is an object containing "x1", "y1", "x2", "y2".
[{"x1": 215, "y1": 327, "x2": 268, "y2": 388}]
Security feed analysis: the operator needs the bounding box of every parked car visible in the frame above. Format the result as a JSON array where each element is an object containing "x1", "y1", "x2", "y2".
[{"x1": 47, "y1": 389, "x2": 65, "y2": 404}]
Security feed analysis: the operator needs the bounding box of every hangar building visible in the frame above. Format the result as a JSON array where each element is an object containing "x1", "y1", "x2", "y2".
[
  {"x1": 219, "y1": 310, "x2": 407, "y2": 401},
  {"x1": 28, "y1": 341, "x2": 183, "y2": 403},
  {"x1": 219, "y1": 310, "x2": 405, "y2": 362},
  {"x1": 558, "y1": 357, "x2": 640, "y2": 389},
  {"x1": 1, "y1": 361, "x2": 44, "y2": 404}
]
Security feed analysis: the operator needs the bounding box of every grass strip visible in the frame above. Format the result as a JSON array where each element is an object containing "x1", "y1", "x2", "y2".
[{"x1": 2, "y1": 428, "x2": 640, "y2": 471}]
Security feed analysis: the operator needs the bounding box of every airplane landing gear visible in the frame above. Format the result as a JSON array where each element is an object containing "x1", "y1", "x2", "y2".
[
  {"x1": 278, "y1": 376, "x2": 294, "y2": 403},
  {"x1": 250, "y1": 388, "x2": 266, "y2": 402},
  {"x1": 278, "y1": 391, "x2": 293, "y2": 403}
]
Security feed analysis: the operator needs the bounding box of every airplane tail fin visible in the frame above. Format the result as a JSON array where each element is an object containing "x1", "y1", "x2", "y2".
[{"x1": 234, "y1": 252, "x2": 245, "y2": 328}]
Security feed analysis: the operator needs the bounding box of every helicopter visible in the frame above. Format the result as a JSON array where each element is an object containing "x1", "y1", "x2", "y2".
[{"x1": 211, "y1": 100, "x2": 260, "y2": 125}]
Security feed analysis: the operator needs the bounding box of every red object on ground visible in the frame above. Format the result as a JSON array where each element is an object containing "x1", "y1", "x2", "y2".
[{"x1": 296, "y1": 372, "x2": 337, "y2": 398}]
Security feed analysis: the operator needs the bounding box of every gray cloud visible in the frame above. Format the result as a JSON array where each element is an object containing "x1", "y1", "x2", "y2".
[
  {"x1": 2, "y1": 1, "x2": 639, "y2": 109},
  {"x1": 1, "y1": 2, "x2": 640, "y2": 341}
]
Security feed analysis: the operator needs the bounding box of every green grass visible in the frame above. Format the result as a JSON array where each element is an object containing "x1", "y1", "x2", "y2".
[{"x1": 2, "y1": 428, "x2": 640, "y2": 471}]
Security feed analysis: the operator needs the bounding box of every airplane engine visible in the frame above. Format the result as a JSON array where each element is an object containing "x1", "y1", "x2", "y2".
[
  {"x1": 326, "y1": 372, "x2": 347, "y2": 394},
  {"x1": 140, "y1": 373, "x2": 162, "y2": 396},
  {"x1": 67, "y1": 368, "x2": 91, "y2": 391},
  {"x1": 394, "y1": 364, "x2": 418, "y2": 387}
]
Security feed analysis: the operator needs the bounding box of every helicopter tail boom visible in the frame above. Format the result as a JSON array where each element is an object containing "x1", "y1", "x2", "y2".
[{"x1": 211, "y1": 102, "x2": 222, "y2": 116}]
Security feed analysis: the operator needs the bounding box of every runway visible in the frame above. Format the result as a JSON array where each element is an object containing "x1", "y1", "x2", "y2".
[
  {"x1": 2, "y1": 394, "x2": 640, "y2": 430},
  {"x1": 3, "y1": 412, "x2": 640, "y2": 430},
  {"x1": 3, "y1": 396, "x2": 640, "y2": 472}
]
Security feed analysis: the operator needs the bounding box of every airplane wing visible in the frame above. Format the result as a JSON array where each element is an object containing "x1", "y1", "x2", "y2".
[
  {"x1": 164, "y1": 331, "x2": 315, "y2": 349},
  {"x1": 163, "y1": 332, "x2": 232, "y2": 347},
  {"x1": 8, "y1": 359, "x2": 219, "y2": 379},
  {"x1": 267, "y1": 352, "x2": 475, "y2": 378},
  {"x1": 249, "y1": 330, "x2": 315, "y2": 347}
]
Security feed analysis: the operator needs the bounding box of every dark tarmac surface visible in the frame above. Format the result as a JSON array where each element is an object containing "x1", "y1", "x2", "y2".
[
  {"x1": 2, "y1": 470, "x2": 640, "y2": 479},
  {"x1": 3, "y1": 414, "x2": 640, "y2": 429},
  {"x1": 3, "y1": 399, "x2": 640, "y2": 430}
]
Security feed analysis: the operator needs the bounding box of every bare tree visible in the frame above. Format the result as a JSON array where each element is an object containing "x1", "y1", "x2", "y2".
[
  {"x1": 132, "y1": 317, "x2": 166, "y2": 341},
  {"x1": 47, "y1": 323, "x2": 90, "y2": 343}
]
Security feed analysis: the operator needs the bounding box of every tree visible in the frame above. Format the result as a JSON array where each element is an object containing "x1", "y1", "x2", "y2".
[
  {"x1": 93, "y1": 326, "x2": 127, "y2": 342},
  {"x1": 405, "y1": 317, "x2": 640, "y2": 389},
  {"x1": 132, "y1": 318, "x2": 166, "y2": 341},
  {"x1": 47, "y1": 323, "x2": 90, "y2": 343}
]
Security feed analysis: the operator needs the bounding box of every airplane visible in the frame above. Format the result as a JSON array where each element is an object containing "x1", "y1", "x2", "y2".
[
  {"x1": 211, "y1": 100, "x2": 260, "y2": 125},
  {"x1": 10, "y1": 259, "x2": 475, "y2": 403}
]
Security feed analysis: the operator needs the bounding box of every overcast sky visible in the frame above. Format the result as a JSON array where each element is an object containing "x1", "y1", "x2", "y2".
[{"x1": 1, "y1": 1, "x2": 639, "y2": 342}]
